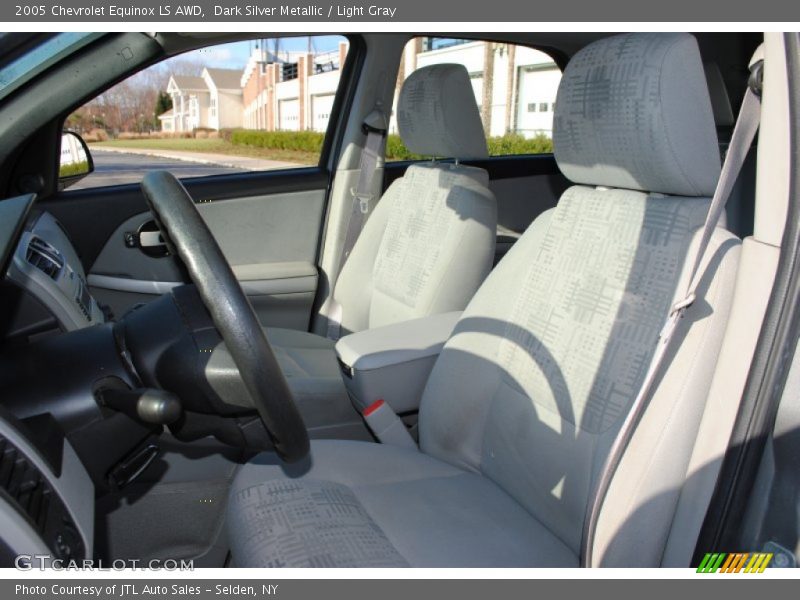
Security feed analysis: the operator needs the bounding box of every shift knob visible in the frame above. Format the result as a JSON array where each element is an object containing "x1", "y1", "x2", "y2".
[
  {"x1": 135, "y1": 389, "x2": 182, "y2": 425},
  {"x1": 99, "y1": 385, "x2": 182, "y2": 425}
]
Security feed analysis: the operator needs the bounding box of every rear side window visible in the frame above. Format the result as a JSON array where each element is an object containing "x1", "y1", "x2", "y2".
[{"x1": 388, "y1": 37, "x2": 561, "y2": 161}]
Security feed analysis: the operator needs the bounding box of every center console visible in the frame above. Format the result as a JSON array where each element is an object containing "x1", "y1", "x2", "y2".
[{"x1": 335, "y1": 311, "x2": 462, "y2": 414}]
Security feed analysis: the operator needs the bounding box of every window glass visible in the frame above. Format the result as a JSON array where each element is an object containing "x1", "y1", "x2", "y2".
[
  {"x1": 63, "y1": 35, "x2": 348, "y2": 190},
  {"x1": 388, "y1": 38, "x2": 561, "y2": 160}
]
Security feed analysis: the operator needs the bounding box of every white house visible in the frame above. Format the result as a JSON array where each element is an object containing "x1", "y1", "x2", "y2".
[
  {"x1": 157, "y1": 108, "x2": 174, "y2": 132},
  {"x1": 159, "y1": 68, "x2": 244, "y2": 132},
  {"x1": 202, "y1": 68, "x2": 245, "y2": 130}
]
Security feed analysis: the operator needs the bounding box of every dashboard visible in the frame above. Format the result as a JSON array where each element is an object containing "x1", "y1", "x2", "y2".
[{"x1": 3, "y1": 200, "x2": 104, "y2": 336}]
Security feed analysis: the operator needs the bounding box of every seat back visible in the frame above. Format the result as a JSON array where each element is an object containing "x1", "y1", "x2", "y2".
[
  {"x1": 418, "y1": 33, "x2": 741, "y2": 565},
  {"x1": 332, "y1": 64, "x2": 497, "y2": 335}
]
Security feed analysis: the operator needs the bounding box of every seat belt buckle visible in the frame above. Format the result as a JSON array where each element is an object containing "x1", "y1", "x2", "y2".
[{"x1": 362, "y1": 399, "x2": 418, "y2": 450}]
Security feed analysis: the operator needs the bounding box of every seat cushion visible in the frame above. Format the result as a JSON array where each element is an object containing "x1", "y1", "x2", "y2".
[
  {"x1": 264, "y1": 328, "x2": 357, "y2": 432},
  {"x1": 227, "y1": 440, "x2": 578, "y2": 567}
]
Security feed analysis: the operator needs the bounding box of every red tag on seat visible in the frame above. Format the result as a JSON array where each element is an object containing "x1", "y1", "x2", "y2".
[{"x1": 363, "y1": 399, "x2": 385, "y2": 417}]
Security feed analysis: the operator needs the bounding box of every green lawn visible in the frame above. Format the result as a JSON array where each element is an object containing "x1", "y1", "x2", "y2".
[{"x1": 91, "y1": 138, "x2": 317, "y2": 165}]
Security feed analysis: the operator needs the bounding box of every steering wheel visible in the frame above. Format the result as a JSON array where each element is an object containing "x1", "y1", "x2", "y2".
[{"x1": 140, "y1": 170, "x2": 309, "y2": 463}]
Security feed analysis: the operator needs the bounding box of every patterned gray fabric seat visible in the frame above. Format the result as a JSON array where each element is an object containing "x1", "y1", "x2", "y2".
[
  {"x1": 266, "y1": 63, "x2": 497, "y2": 415},
  {"x1": 227, "y1": 33, "x2": 741, "y2": 567}
]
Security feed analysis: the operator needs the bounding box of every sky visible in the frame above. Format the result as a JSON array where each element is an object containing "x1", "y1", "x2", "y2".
[{"x1": 165, "y1": 35, "x2": 346, "y2": 71}]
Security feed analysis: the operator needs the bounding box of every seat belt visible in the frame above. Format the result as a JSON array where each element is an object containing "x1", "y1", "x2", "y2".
[
  {"x1": 326, "y1": 108, "x2": 388, "y2": 340},
  {"x1": 581, "y1": 61, "x2": 764, "y2": 568}
]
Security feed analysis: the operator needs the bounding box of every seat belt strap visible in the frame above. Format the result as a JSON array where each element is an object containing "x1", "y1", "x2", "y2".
[
  {"x1": 326, "y1": 109, "x2": 387, "y2": 341},
  {"x1": 581, "y1": 62, "x2": 763, "y2": 568}
]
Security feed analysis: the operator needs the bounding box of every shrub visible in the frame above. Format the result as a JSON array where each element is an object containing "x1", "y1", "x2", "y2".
[
  {"x1": 229, "y1": 129, "x2": 326, "y2": 153},
  {"x1": 208, "y1": 131, "x2": 220, "y2": 139},
  {"x1": 117, "y1": 131, "x2": 156, "y2": 140},
  {"x1": 211, "y1": 128, "x2": 554, "y2": 159},
  {"x1": 59, "y1": 160, "x2": 89, "y2": 178},
  {"x1": 487, "y1": 133, "x2": 553, "y2": 155},
  {"x1": 195, "y1": 130, "x2": 209, "y2": 139},
  {"x1": 84, "y1": 128, "x2": 109, "y2": 143},
  {"x1": 385, "y1": 132, "x2": 553, "y2": 160},
  {"x1": 385, "y1": 134, "x2": 423, "y2": 160}
]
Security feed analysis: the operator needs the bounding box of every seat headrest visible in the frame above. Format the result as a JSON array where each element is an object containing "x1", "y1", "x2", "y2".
[
  {"x1": 397, "y1": 64, "x2": 488, "y2": 160},
  {"x1": 704, "y1": 61, "x2": 735, "y2": 128},
  {"x1": 553, "y1": 33, "x2": 721, "y2": 197}
]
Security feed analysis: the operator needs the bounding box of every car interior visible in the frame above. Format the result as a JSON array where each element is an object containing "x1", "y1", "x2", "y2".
[{"x1": 0, "y1": 30, "x2": 798, "y2": 568}]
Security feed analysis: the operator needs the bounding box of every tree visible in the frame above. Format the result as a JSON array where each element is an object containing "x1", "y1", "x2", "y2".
[{"x1": 154, "y1": 91, "x2": 173, "y2": 127}]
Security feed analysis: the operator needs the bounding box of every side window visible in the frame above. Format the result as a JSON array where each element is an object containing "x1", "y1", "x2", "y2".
[
  {"x1": 388, "y1": 38, "x2": 561, "y2": 161},
  {"x1": 63, "y1": 36, "x2": 349, "y2": 190}
]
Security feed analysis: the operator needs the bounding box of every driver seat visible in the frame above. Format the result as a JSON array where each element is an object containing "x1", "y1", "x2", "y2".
[{"x1": 226, "y1": 33, "x2": 742, "y2": 567}]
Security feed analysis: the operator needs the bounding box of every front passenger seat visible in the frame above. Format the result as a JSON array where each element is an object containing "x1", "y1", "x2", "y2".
[{"x1": 266, "y1": 64, "x2": 497, "y2": 423}]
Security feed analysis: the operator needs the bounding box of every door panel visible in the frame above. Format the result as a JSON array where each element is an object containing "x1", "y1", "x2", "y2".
[
  {"x1": 41, "y1": 168, "x2": 330, "y2": 329},
  {"x1": 384, "y1": 154, "x2": 569, "y2": 264},
  {"x1": 86, "y1": 190, "x2": 325, "y2": 327}
]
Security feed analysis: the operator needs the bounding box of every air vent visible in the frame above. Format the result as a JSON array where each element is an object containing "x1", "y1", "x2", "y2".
[
  {"x1": 0, "y1": 434, "x2": 84, "y2": 562},
  {"x1": 25, "y1": 237, "x2": 63, "y2": 280},
  {"x1": 0, "y1": 435, "x2": 49, "y2": 531}
]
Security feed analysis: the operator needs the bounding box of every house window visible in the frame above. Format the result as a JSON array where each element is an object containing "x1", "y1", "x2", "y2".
[
  {"x1": 539, "y1": 102, "x2": 548, "y2": 112},
  {"x1": 210, "y1": 97, "x2": 217, "y2": 118},
  {"x1": 527, "y1": 103, "x2": 537, "y2": 112}
]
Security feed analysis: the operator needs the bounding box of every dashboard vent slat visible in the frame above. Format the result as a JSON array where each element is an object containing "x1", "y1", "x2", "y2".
[
  {"x1": 0, "y1": 434, "x2": 83, "y2": 562},
  {"x1": 25, "y1": 237, "x2": 63, "y2": 280}
]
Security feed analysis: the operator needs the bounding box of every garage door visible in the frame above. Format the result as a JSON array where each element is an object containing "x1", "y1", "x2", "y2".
[
  {"x1": 515, "y1": 67, "x2": 561, "y2": 138},
  {"x1": 278, "y1": 98, "x2": 300, "y2": 131},
  {"x1": 311, "y1": 94, "x2": 336, "y2": 133}
]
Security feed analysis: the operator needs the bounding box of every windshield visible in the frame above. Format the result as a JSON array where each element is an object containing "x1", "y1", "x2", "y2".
[{"x1": 0, "y1": 32, "x2": 100, "y2": 101}]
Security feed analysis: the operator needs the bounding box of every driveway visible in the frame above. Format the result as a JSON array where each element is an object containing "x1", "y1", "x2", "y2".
[{"x1": 70, "y1": 147, "x2": 298, "y2": 190}]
